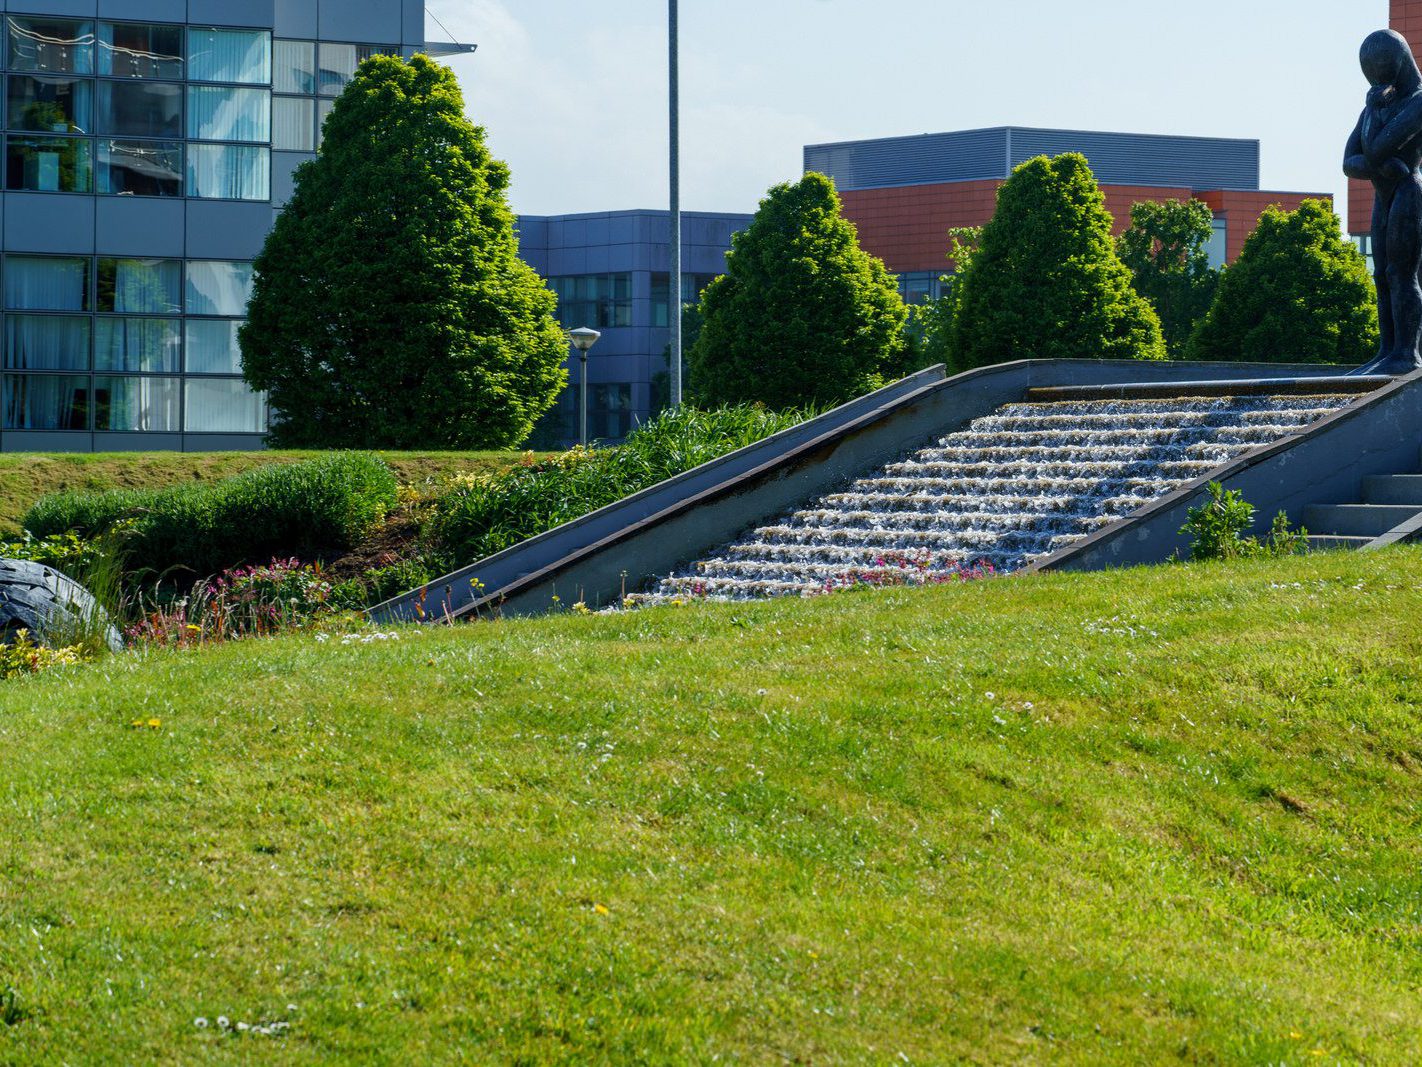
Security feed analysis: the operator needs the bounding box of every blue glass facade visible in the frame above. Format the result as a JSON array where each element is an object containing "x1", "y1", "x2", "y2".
[{"x1": 0, "y1": 0, "x2": 425, "y2": 452}]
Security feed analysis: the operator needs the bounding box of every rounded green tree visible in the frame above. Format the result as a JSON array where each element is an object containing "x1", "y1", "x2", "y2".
[
  {"x1": 240, "y1": 55, "x2": 567, "y2": 449},
  {"x1": 1117, "y1": 198, "x2": 1220, "y2": 359},
  {"x1": 1186, "y1": 199, "x2": 1378, "y2": 365},
  {"x1": 950, "y1": 153, "x2": 1166, "y2": 370},
  {"x1": 687, "y1": 173, "x2": 908, "y2": 408}
]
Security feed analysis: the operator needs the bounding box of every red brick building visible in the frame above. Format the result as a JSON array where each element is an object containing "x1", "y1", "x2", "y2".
[{"x1": 805, "y1": 127, "x2": 1325, "y2": 297}]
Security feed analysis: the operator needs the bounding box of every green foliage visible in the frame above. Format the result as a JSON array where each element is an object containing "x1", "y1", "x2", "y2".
[
  {"x1": 240, "y1": 54, "x2": 567, "y2": 449},
  {"x1": 0, "y1": 529, "x2": 107, "y2": 576},
  {"x1": 24, "y1": 453, "x2": 398, "y2": 578},
  {"x1": 429, "y1": 405, "x2": 811, "y2": 564},
  {"x1": 1117, "y1": 199, "x2": 1221, "y2": 358},
  {"x1": 0, "y1": 629, "x2": 84, "y2": 679},
  {"x1": 688, "y1": 173, "x2": 908, "y2": 407},
  {"x1": 950, "y1": 154, "x2": 1167, "y2": 370},
  {"x1": 1180, "y1": 482, "x2": 1309, "y2": 561},
  {"x1": 909, "y1": 227, "x2": 980, "y2": 373},
  {"x1": 1187, "y1": 199, "x2": 1378, "y2": 364}
]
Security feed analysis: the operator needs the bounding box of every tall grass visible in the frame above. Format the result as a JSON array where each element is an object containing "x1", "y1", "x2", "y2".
[
  {"x1": 24, "y1": 452, "x2": 398, "y2": 579},
  {"x1": 429, "y1": 405, "x2": 814, "y2": 565}
]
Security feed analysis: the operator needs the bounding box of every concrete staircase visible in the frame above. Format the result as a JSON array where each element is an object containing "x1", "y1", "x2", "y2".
[{"x1": 1305, "y1": 468, "x2": 1422, "y2": 551}]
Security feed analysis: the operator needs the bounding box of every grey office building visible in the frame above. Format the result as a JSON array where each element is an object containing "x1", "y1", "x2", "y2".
[{"x1": 0, "y1": 1, "x2": 430, "y2": 452}]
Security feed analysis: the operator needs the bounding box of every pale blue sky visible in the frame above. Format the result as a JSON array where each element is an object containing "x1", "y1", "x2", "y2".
[{"x1": 426, "y1": 0, "x2": 1386, "y2": 224}]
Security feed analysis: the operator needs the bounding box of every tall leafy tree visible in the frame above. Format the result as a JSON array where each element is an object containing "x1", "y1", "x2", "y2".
[
  {"x1": 951, "y1": 153, "x2": 1166, "y2": 369},
  {"x1": 688, "y1": 173, "x2": 908, "y2": 408},
  {"x1": 1117, "y1": 199, "x2": 1220, "y2": 358},
  {"x1": 1187, "y1": 199, "x2": 1377, "y2": 365},
  {"x1": 908, "y1": 227, "x2": 980, "y2": 373},
  {"x1": 240, "y1": 54, "x2": 566, "y2": 448}
]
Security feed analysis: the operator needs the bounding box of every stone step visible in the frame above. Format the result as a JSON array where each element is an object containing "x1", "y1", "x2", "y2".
[
  {"x1": 1306, "y1": 534, "x2": 1373, "y2": 552},
  {"x1": 1363, "y1": 473, "x2": 1422, "y2": 506},
  {"x1": 1303, "y1": 503, "x2": 1422, "y2": 538}
]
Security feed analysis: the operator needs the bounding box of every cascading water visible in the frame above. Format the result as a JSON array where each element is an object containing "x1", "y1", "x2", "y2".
[{"x1": 650, "y1": 393, "x2": 1353, "y2": 601}]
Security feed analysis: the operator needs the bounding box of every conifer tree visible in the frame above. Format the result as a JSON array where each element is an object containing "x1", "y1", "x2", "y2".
[
  {"x1": 950, "y1": 153, "x2": 1166, "y2": 369},
  {"x1": 1187, "y1": 199, "x2": 1377, "y2": 365},
  {"x1": 688, "y1": 173, "x2": 908, "y2": 408},
  {"x1": 241, "y1": 55, "x2": 566, "y2": 448}
]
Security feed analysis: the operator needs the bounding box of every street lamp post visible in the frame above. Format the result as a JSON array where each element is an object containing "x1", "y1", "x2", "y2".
[
  {"x1": 668, "y1": 0, "x2": 682, "y2": 407},
  {"x1": 568, "y1": 327, "x2": 601, "y2": 446}
]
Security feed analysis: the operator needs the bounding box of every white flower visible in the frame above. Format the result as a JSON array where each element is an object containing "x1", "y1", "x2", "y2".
[
  {"x1": 194, "y1": 1017, "x2": 208, "y2": 1028},
  {"x1": 217, "y1": 1016, "x2": 230, "y2": 1029}
]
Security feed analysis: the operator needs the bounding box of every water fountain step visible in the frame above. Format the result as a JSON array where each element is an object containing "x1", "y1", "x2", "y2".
[
  {"x1": 647, "y1": 392, "x2": 1355, "y2": 601},
  {"x1": 1024, "y1": 378, "x2": 1387, "y2": 402},
  {"x1": 1303, "y1": 503, "x2": 1422, "y2": 537},
  {"x1": 1363, "y1": 474, "x2": 1422, "y2": 506}
]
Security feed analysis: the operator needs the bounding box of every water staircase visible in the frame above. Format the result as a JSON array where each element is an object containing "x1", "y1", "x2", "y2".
[{"x1": 650, "y1": 391, "x2": 1355, "y2": 600}]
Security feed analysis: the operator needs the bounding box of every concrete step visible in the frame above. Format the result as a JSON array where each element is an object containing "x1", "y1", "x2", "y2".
[
  {"x1": 1363, "y1": 473, "x2": 1422, "y2": 506},
  {"x1": 1307, "y1": 534, "x2": 1372, "y2": 552},
  {"x1": 1303, "y1": 503, "x2": 1422, "y2": 538}
]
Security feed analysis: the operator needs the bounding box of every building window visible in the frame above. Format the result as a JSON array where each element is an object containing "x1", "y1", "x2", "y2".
[
  {"x1": 185, "y1": 143, "x2": 269, "y2": 200},
  {"x1": 5, "y1": 256, "x2": 90, "y2": 310},
  {"x1": 185, "y1": 319, "x2": 243, "y2": 374},
  {"x1": 95, "y1": 318, "x2": 181, "y2": 373},
  {"x1": 1206, "y1": 217, "x2": 1228, "y2": 271},
  {"x1": 5, "y1": 316, "x2": 91, "y2": 371},
  {"x1": 7, "y1": 17, "x2": 94, "y2": 76},
  {"x1": 273, "y1": 40, "x2": 316, "y2": 94},
  {"x1": 98, "y1": 22, "x2": 183, "y2": 80},
  {"x1": 6, "y1": 135, "x2": 93, "y2": 192},
  {"x1": 4, "y1": 374, "x2": 90, "y2": 429},
  {"x1": 8, "y1": 75, "x2": 93, "y2": 133},
  {"x1": 185, "y1": 377, "x2": 265, "y2": 432},
  {"x1": 187, "y1": 28, "x2": 271, "y2": 85},
  {"x1": 272, "y1": 96, "x2": 314, "y2": 151},
  {"x1": 651, "y1": 272, "x2": 718, "y2": 327},
  {"x1": 97, "y1": 138, "x2": 182, "y2": 197},
  {"x1": 97, "y1": 81, "x2": 182, "y2": 139},
  {"x1": 185, "y1": 261, "x2": 254, "y2": 317},
  {"x1": 316, "y1": 98, "x2": 335, "y2": 145},
  {"x1": 591, "y1": 383, "x2": 635, "y2": 440},
  {"x1": 187, "y1": 86, "x2": 270, "y2": 142},
  {"x1": 549, "y1": 274, "x2": 632, "y2": 329},
  {"x1": 97, "y1": 258, "x2": 182, "y2": 314},
  {"x1": 95, "y1": 375, "x2": 181, "y2": 431}
]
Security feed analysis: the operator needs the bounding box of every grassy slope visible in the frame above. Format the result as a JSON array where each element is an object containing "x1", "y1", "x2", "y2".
[
  {"x1": 2, "y1": 549, "x2": 1421, "y2": 1063},
  {"x1": 0, "y1": 451, "x2": 544, "y2": 537}
]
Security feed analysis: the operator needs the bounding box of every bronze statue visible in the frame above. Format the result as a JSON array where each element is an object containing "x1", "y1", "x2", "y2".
[{"x1": 1346, "y1": 29, "x2": 1422, "y2": 375}]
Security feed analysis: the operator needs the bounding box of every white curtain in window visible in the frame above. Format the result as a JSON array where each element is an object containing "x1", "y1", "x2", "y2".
[
  {"x1": 185, "y1": 263, "x2": 254, "y2": 317},
  {"x1": 185, "y1": 378, "x2": 265, "y2": 433},
  {"x1": 188, "y1": 28, "x2": 270, "y2": 84},
  {"x1": 184, "y1": 319, "x2": 242, "y2": 374},
  {"x1": 5, "y1": 256, "x2": 87, "y2": 310},
  {"x1": 108, "y1": 259, "x2": 181, "y2": 314},
  {"x1": 272, "y1": 96, "x2": 313, "y2": 151},
  {"x1": 97, "y1": 375, "x2": 179, "y2": 431},
  {"x1": 5, "y1": 315, "x2": 89, "y2": 370},
  {"x1": 5, "y1": 374, "x2": 88, "y2": 430},
  {"x1": 187, "y1": 86, "x2": 269, "y2": 142},
  {"x1": 95, "y1": 318, "x2": 179, "y2": 372},
  {"x1": 186, "y1": 144, "x2": 269, "y2": 200}
]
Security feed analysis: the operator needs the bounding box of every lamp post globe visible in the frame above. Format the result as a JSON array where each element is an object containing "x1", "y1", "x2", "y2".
[{"x1": 568, "y1": 327, "x2": 601, "y2": 446}]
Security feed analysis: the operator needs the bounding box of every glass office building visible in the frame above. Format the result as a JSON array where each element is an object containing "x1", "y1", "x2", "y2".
[{"x1": 0, "y1": 1, "x2": 426, "y2": 451}]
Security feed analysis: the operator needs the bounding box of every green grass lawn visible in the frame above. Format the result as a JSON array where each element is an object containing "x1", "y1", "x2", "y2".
[
  {"x1": 2, "y1": 549, "x2": 1421, "y2": 1062},
  {"x1": 0, "y1": 450, "x2": 544, "y2": 537}
]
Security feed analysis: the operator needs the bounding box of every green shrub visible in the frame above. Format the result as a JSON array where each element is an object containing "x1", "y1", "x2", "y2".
[
  {"x1": 1181, "y1": 482, "x2": 1309, "y2": 561},
  {"x1": 429, "y1": 405, "x2": 811, "y2": 565},
  {"x1": 24, "y1": 452, "x2": 398, "y2": 578}
]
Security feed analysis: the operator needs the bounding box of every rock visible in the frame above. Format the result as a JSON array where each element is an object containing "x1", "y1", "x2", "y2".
[{"x1": 0, "y1": 559, "x2": 123, "y2": 653}]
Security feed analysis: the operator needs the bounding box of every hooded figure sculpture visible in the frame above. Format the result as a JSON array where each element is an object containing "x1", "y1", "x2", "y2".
[{"x1": 1345, "y1": 29, "x2": 1422, "y2": 376}]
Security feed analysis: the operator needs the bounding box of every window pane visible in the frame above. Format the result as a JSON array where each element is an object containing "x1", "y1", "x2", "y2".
[
  {"x1": 316, "y1": 97, "x2": 335, "y2": 146},
  {"x1": 6, "y1": 135, "x2": 93, "y2": 192},
  {"x1": 97, "y1": 138, "x2": 182, "y2": 197},
  {"x1": 273, "y1": 40, "x2": 315, "y2": 94},
  {"x1": 7, "y1": 75, "x2": 93, "y2": 133},
  {"x1": 95, "y1": 317, "x2": 180, "y2": 373},
  {"x1": 188, "y1": 28, "x2": 270, "y2": 84},
  {"x1": 95, "y1": 375, "x2": 181, "y2": 431},
  {"x1": 185, "y1": 262, "x2": 254, "y2": 317},
  {"x1": 185, "y1": 144, "x2": 269, "y2": 200},
  {"x1": 272, "y1": 96, "x2": 313, "y2": 151},
  {"x1": 7, "y1": 18, "x2": 94, "y2": 75},
  {"x1": 185, "y1": 319, "x2": 243, "y2": 374},
  {"x1": 186, "y1": 378, "x2": 265, "y2": 432},
  {"x1": 97, "y1": 81, "x2": 181, "y2": 138},
  {"x1": 5, "y1": 374, "x2": 89, "y2": 429},
  {"x1": 98, "y1": 22, "x2": 183, "y2": 79},
  {"x1": 5, "y1": 315, "x2": 90, "y2": 370},
  {"x1": 5, "y1": 256, "x2": 89, "y2": 310},
  {"x1": 317, "y1": 42, "x2": 356, "y2": 96},
  {"x1": 548, "y1": 273, "x2": 633, "y2": 328},
  {"x1": 187, "y1": 86, "x2": 269, "y2": 142},
  {"x1": 97, "y1": 258, "x2": 181, "y2": 314}
]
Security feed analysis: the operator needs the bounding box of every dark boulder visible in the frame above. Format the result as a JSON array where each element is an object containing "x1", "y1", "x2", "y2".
[{"x1": 0, "y1": 559, "x2": 123, "y2": 653}]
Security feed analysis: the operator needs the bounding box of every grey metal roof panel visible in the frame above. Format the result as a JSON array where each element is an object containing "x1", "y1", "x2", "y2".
[{"x1": 804, "y1": 127, "x2": 1261, "y2": 192}]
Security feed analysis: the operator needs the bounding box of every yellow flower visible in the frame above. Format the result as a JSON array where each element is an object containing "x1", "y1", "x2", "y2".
[
  {"x1": 147, "y1": 718, "x2": 161, "y2": 728},
  {"x1": 592, "y1": 903, "x2": 609, "y2": 915}
]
